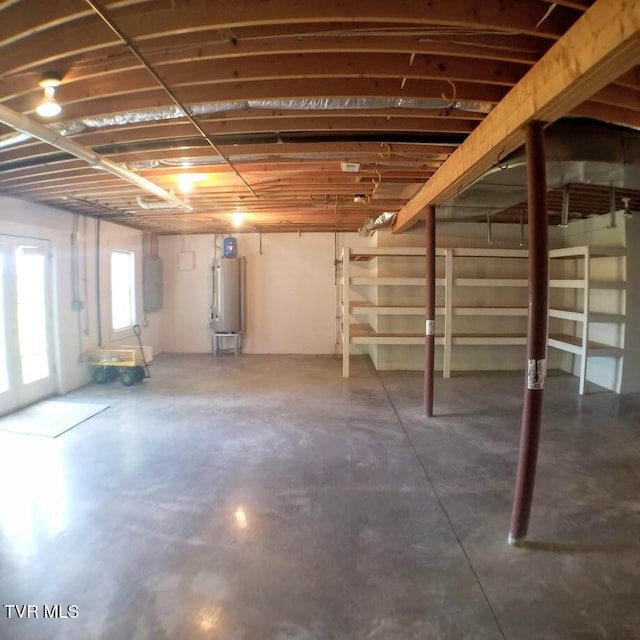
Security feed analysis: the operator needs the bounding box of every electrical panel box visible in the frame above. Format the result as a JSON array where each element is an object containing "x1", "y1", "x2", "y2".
[{"x1": 143, "y1": 256, "x2": 163, "y2": 313}]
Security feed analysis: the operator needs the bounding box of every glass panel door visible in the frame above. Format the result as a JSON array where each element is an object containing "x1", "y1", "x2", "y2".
[
  {"x1": 0, "y1": 241, "x2": 15, "y2": 415},
  {"x1": 0, "y1": 236, "x2": 56, "y2": 416},
  {"x1": 16, "y1": 245, "x2": 51, "y2": 385}
]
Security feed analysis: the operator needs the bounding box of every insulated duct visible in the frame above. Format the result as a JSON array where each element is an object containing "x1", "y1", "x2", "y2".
[
  {"x1": 136, "y1": 195, "x2": 178, "y2": 210},
  {"x1": 437, "y1": 120, "x2": 640, "y2": 221},
  {"x1": 0, "y1": 102, "x2": 192, "y2": 212},
  {"x1": 77, "y1": 98, "x2": 493, "y2": 128},
  {"x1": 0, "y1": 119, "x2": 85, "y2": 149},
  {"x1": 358, "y1": 211, "x2": 397, "y2": 236},
  {"x1": 0, "y1": 97, "x2": 494, "y2": 150}
]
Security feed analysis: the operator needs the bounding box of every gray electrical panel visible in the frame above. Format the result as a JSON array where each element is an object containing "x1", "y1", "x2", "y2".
[
  {"x1": 211, "y1": 257, "x2": 246, "y2": 333},
  {"x1": 143, "y1": 256, "x2": 163, "y2": 313}
]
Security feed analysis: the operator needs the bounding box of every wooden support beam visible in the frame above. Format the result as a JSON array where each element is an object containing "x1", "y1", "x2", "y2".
[{"x1": 393, "y1": 0, "x2": 640, "y2": 233}]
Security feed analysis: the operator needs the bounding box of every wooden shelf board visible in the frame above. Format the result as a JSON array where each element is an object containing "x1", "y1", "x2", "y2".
[
  {"x1": 350, "y1": 303, "x2": 445, "y2": 316},
  {"x1": 453, "y1": 307, "x2": 528, "y2": 316},
  {"x1": 451, "y1": 333, "x2": 527, "y2": 346},
  {"x1": 349, "y1": 247, "x2": 447, "y2": 260},
  {"x1": 550, "y1": 279, "x2": 624, "y2": 289},
  {"x1": 347, "y1": 323, "x2": 444, "y2": 345},
  {"x1": 548, "y1": 334, "x2": 624, "y2": 357},
  {"x1": 590, "y1": 280, "x2": 626, "y2": 290},
  {"x1": 351, "y1": 276, "x2": 446, "y2": 286},
  {"x1": 550, "y1": 245, "x2": 626, "y2": 259},
  {"x1": 454, "y1": 278, "x2": 528, "y2": 287},
  {"x1": 549, "y1": 308, "x2": 583, "y2": 321},
  {"x1": 549, "y1": 308, "x2": 625, "y2": 323},
  {"x1": 549, "y1": 279, "x2": 587, "y2": 288},
  {"x1": 451, "y1": 248, "x2": 528, "y2": 258},
  {"x1": 590, "y1": 312, "x2": 626, "y2": 323}
]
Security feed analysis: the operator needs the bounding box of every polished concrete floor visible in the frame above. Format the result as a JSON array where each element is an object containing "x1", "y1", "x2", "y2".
[{"x1": 0, "y1": 354, "x2": 639, "y2": 640}]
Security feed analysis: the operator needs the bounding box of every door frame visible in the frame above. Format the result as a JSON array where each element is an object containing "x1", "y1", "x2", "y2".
[{"x1": 0, "y1": 234, "x2": 57, "y2": 416}]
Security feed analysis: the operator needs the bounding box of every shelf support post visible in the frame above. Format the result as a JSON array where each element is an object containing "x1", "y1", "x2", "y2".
[
  {"x1": 579, "y1": 247, "x2": 591, "y2": 394},
  {"x1": 424, "y1": 205, "x2": 436, "y2": 416},
  {"x1": 342, "y1": 247, "x2": 350, "y2": 377},
  {"x1": 443, "y1": 249, "x2": 453, "y2": 378},
  {"x1": 509, "y1": 122, "x2": 549, "y2": 546}
]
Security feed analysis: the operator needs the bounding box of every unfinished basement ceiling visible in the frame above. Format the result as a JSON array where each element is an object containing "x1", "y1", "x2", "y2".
[
  {"x1": 0, "y1": 0, "x2": 639, "y2": 234},
  {"x1": 438, "y1": 120, "x2": 640, "y2": 224}
]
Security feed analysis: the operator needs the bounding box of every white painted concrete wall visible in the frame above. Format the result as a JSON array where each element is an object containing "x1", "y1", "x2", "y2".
[
  {"x1": 620, "y1": 213, "x2": 640, "y2": 393},
  {"x1": 371, "y1": 223, "x2": 567, "y2": 372},
  {"x1": 2, "y1": 194, "x2": 635, "y2": 392},
  {"x1": 0, "y1": 196, "x2": 162, "y2": 395},
  {"x1": 159, "y1": 232, "x2": 371, "y2": 354}
]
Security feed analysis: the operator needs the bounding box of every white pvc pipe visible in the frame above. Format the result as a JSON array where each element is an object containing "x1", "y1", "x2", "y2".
[{"x1": 0, "y1": 103, "x2": 192, "y2": 212}]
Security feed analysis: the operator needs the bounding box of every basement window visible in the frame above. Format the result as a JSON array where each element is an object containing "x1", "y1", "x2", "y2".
[{"x1": 111, "y1": 250, "x2": 136, "y2": 331}]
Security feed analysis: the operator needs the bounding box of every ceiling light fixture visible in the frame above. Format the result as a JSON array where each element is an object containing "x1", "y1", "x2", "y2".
[
  {"x1": 36, "y1": 71, "x2": 62, "y2": 118},
  {"x1": 178, "y1": 174, "x2": 194, "y2": 193},
  {"x1": 231, "y1": 212, "x2": 245, "y2": 228}
]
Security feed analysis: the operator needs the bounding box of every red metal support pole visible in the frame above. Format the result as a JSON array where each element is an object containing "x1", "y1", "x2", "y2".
[
  {"x1": 509, "y1": 122, "x2": 549, "y2": 546},
  {"x1": 424, "y1": 205, "x2": 436, "y2": 417}
]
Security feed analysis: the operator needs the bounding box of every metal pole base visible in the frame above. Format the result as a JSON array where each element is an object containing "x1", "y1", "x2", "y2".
[{"x1": 507, "y1": 533, "x2": 523, "y2": 547}]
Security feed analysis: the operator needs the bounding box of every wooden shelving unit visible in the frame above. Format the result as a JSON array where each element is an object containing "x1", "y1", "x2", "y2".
[
  {"x1": 547, "y1": 245, "x2": 626, "y2": 394},
  {"x1": 444, "y1": 247, "x2": 529, "y2": 377},
  {"x1": 341, "y1": 244, "x2": 627, "y2": 392},
  {"x1": 341, "y1": 246, "x2": 530, "y2": 377},
  {"x1": 341, "y1": 246, "x2": 445, "y2": 377}
]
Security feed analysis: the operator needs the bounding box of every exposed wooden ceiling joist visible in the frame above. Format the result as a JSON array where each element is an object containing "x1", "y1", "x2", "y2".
[{"x1": 1, "y1": 0, "x2": 638, "y2": 234}]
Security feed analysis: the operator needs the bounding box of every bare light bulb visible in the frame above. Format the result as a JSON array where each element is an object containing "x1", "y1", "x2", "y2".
[
  {"x1": 231, "y1": 213, "x2": 245, "y2": 228},
  {"x1": 36, "y1": 77, "x2": 62, "y2": 118},
  {"x1": 178, "y1": 174, "x2": 194, "y2": 193}
]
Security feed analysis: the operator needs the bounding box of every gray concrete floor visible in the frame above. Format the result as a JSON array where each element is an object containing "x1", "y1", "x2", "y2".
[{"x1": 0, "y1": 354, "x2": 639, "y2": 640}]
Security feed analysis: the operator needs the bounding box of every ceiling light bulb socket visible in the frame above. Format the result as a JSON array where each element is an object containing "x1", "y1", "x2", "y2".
[{"x1": 39, "y1": 71, "x2": 62, "y2": 88}]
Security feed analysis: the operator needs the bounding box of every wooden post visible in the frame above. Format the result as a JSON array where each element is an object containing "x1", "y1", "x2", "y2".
[
  {"x1": 424, "y1": 205, "x2": 436, "y2": 416},
  {"x1": 342, "y1": 247, "x2": 350, "y2": 377},
  {"x1": 443, "y1": 249, "x2": 453, "y2": 378},
  {"x1": 509, "y1": 122, "x2": 549, "y2": 546}
]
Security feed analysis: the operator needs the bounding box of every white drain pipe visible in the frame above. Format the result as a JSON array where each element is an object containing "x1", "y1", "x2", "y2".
[{"x1": 0, "y1": 103, "x2": 192, "y2": 212}]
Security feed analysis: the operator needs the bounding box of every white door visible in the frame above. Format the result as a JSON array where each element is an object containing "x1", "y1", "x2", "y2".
[{"x1": 0, "y1": 235, "x2": 56, "y2": 416}]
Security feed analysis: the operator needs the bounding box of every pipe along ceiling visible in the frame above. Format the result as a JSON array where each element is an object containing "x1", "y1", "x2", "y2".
[{"x1": 0, "y1": 102, "x2": 192, "y2": 212}]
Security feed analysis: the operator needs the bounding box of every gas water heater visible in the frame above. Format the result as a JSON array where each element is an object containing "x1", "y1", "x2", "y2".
[{"x1": 211, "y1": 257, "x2": 246, "y2": 333}]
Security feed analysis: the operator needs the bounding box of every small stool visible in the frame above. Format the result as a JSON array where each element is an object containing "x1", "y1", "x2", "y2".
[{"x1": 212, "y1": 332, "x2": 242, "y2": 356}]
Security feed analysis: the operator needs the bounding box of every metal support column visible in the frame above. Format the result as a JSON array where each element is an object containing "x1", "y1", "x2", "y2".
[
  {"x1": 509, "y1": 122, "x2": 549, "y2": 546},
  {"x1": 424, "y1": 205, "x2": 436, "y2": 417}
]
